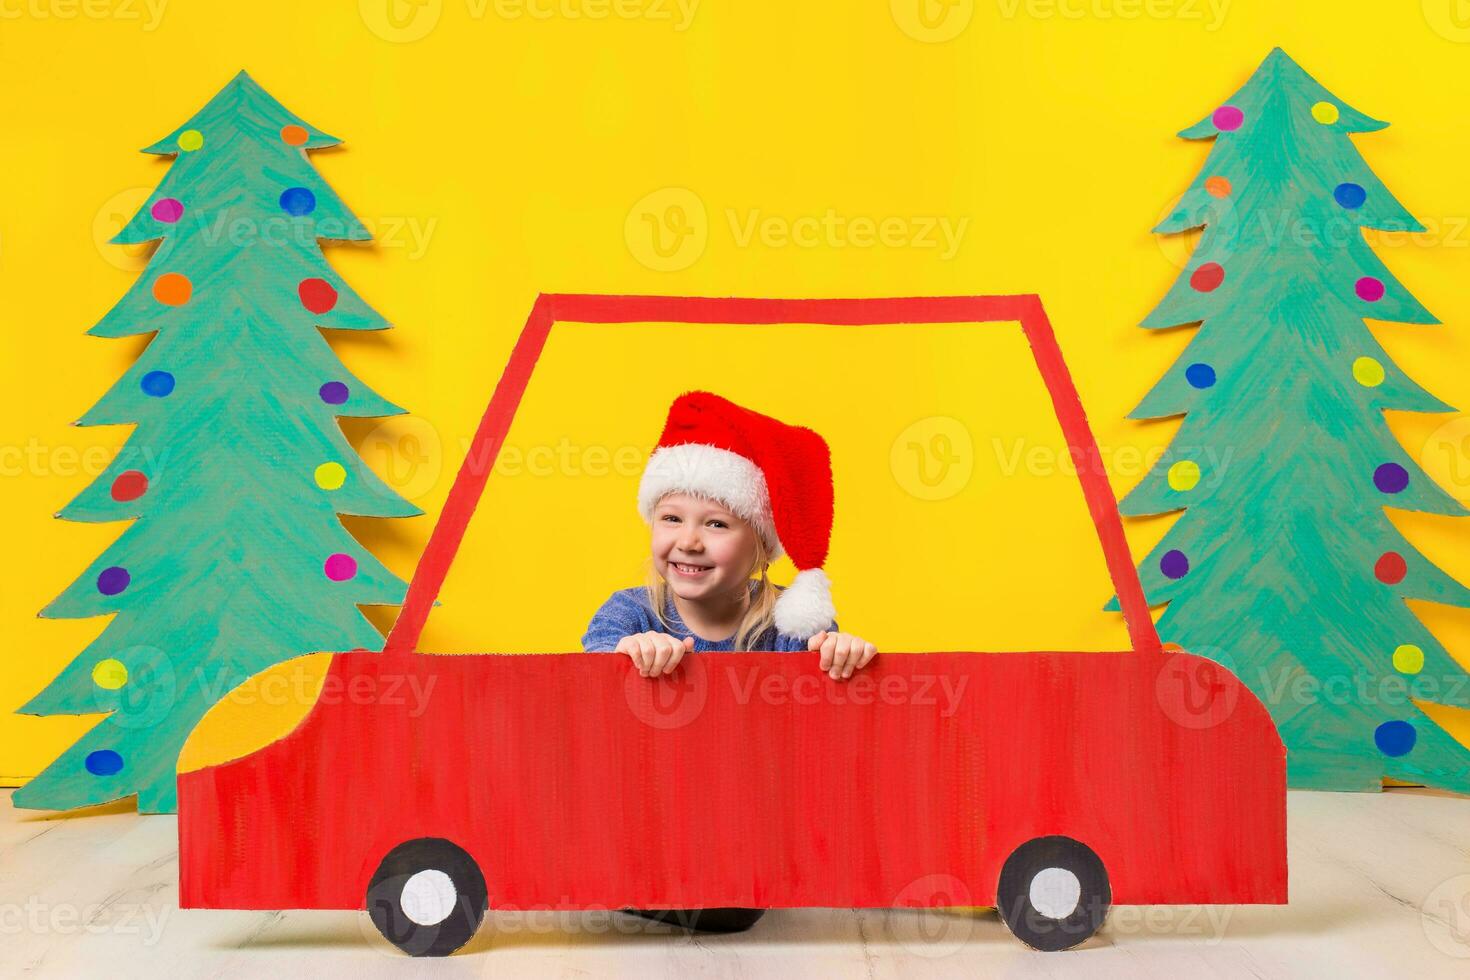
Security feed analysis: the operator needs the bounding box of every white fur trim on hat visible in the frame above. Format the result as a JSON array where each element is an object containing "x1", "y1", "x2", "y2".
[
  {"x1": 774, "y1": 568, "x2": 835, "y2": 640},
  {"x1": 638, "y1": 444, "x2": 784, "y2": 558}
]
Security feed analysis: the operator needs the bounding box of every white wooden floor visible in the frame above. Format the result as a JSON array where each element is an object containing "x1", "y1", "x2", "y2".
[{"x1": 2, "y1": 787, "x2": 1468, "y2": 978}]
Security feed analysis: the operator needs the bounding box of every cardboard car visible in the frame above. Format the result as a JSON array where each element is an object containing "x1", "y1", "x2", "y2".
[{"x1": 178, "y1": 294, "x2": 1287, "y2": 955}]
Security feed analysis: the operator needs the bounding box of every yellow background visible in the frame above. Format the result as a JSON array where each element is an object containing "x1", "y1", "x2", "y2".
[{"x1": 3, "y1": 0, "x2": 1470, "y2": 782}]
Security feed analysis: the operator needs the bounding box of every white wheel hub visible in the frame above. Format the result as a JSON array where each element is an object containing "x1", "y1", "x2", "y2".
[
  {"x1": 1029, "y1": 867, "x2": 1081, "y2": 919},
  {"x1": 401, "y1": 869, "x2": 458, "y2": 926}
]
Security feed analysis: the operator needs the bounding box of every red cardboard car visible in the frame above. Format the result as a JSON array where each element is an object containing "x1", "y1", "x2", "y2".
[{"x1": 178, "y1": 294, "x2": 1287, "y2": 956}]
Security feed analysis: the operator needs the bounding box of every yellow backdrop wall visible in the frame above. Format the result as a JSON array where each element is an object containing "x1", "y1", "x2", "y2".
[{"x1": 2, "y1": 0, "x2": 1468, "y2": 781}]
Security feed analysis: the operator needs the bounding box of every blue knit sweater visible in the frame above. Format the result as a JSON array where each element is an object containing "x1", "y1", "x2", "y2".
[{"x1": 581, "y1": 581, "x2": 836, "y2": 653}]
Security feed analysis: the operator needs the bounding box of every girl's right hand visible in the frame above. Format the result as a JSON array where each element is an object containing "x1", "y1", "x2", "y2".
[{"x1": 615, "y1": 632, "x2": 695, "y2": 677}]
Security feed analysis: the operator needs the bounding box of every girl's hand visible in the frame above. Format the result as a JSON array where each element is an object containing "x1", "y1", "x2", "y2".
[
  {"x1": 615, "y1": 631, "x2": 695, "y2": 677},
  {"x1": 808, "y1": 630, "x2": 878, "y2": 681}
]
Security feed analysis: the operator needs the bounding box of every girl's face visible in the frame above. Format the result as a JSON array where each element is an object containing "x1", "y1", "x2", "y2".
[{"x1": 652, "y1": 492, "x2": 760, "y2": 602}]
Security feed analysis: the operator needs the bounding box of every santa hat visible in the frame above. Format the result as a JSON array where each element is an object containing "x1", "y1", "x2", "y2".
[{"x1": 637, "y1": 391, "x2": 835, "y2": 640}]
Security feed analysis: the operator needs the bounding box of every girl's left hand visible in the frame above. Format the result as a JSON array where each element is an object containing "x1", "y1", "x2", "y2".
[{"x1": 807, "y1": 630, "x2": 878, "y2": 681}]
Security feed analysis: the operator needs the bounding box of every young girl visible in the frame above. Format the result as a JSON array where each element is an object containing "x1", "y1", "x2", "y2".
[
  {"x1": 581, "y1": 390, "x2": 878, "y2": 677},
  {"x1": 581, "y1": 391, "x2": 878, "y2": 937}
]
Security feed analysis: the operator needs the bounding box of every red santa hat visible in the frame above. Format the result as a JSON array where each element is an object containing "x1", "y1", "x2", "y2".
[{"x1": 637, "y1": 391, "x2": 835, "y2": 640}]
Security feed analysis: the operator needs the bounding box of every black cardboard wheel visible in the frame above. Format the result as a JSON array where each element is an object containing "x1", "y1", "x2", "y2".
[
  {"x1": 996, "y1": 835, "x2": 1110, "y2": 951},
  {"x1": 366, "y1": 838, "x2": 488, "y2": 957}
]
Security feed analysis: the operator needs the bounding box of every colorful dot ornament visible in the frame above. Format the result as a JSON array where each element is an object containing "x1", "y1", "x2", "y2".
[
  {"x1": 141, "y1": 370, "x2": 175, "y2": 397},
  {"x1": 281, "y1": 124, "x2": 309, "y2": 146},
  {"x1": 1311, "y1": 101, "x2": 1340, "y2": 125},
  {"x1": 315, "y1": 462, "x2": 347, "y2": 490},
  {"x1": 1190, "y1": 263, "x2": 1225, "y2": 293},
  {"x1": 85, "y1": 749, "x2": 124, "y2": 776},
  {"x1": 111, "y1": 470, "x2": 149, "y2": 502},
  {"x1": 319, "y1": 381, "x2": 350, "y2": 405},
  {"x1": 92, "y1": 658, "x2": 129, "y2": 690},
  {"x1": 1392, "y1": 644, "x2": 1424, "y2": 675},
  {"x1": 279, "y1": 187, "x2": 317, "y2": 216},
  {"x1": 97, "y1": 566, "x2": 130, "y2": 596},
  {"x1": 178, "y1": 129, "x2": 204, "y2": 152},
  {"x1": 1212, "y1": 105, "x2": 1243, "y2": 132},
  {"x1": 1374, "y1": 463, "x2": 1408, "y2": 494},
  {"x1": 1185, "y1": 363, "x2": 1217, "y2": 389},
  {"x1": 1356, "y1": 277, "x2": 1385, "y2": 302},
  {"x1": 1352, "y1": 356, "x2": 1384, "y2": 388},
  {"x1": 1374, "y1": 552, "x2": 1406, "y2": 585},
  {"x1": 1160, "y1": 550, "x2": 1190, "y2": 580},
  {"x1": 299, "y1": 278, "x2": 338, "y2": 315},
  {"x1": 1205, "y1": 176, "x2": 1231, "y2": 198},
  {"x1": 151, "y1": 198, "x2": 184, "y2": 223},
  {"x1": 324, "y1": 553, "x2": 358, "y2": 581},
  {"x1": 152, "y1": 273, "x2": 192, "y2": 306},
  {"x1": 1374, "y1": 720, "x2": 1416, "y2": 757},
  {"x1": 1334, "y1": 183, "x2": 1366, "y2": 210},
  {"x1": 1168, "y1": 460, "x2": 1201, "y2": 492}
]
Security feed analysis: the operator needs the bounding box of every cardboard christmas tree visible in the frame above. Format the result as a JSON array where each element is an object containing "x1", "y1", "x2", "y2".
[
  {"x1": 1123, "y1": 48, "x2": 1470, "y2": 791},
  {"x1": 15, "y1": 72, "x2": 418, "y2": 813}
]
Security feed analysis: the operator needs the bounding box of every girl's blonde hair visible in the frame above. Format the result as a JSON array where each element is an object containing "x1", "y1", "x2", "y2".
[{"x1": 645, "y1": 512, "x2": 778, "y2": 651}]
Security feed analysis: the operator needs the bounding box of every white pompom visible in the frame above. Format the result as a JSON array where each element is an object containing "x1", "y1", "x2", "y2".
[{"x1": 774, "y1": 568, "x2": 836, "y2": 640}]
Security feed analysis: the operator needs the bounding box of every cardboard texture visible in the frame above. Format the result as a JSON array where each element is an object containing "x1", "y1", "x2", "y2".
[
  {"x1": 1121, "y1": 48, "x2": 1470, "y2": 792},
  {"x1": 15, "y1": 73, "x2": 418, "y2": 813},
  {"x1": 178, "y1": 294, "x2": 1288, "y2": 956}
]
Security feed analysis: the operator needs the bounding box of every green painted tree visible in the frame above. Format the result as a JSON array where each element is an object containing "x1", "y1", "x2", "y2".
[
  {"x1": 15, "y1": 72, "x2": 419, "y2": 813},
  {"x1": 1122, "y1": 48, "x2": 1470, "y2": 792}
]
